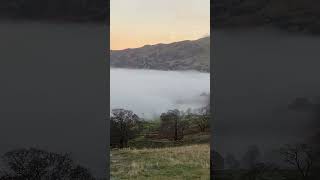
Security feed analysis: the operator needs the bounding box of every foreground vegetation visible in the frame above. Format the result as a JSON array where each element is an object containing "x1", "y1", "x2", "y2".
[
  {"x1": 111, "y1": 144, "x2": 210, "y2": 180},
  {"x1": 128, "y1": 131, "x2": 210, "y2": 149},
  {"x1": 111, "y1": 122, "x2": 210, "y2": 180},
  {"x1": 110, "y1": 104, "x2": 211, "y2": 179},
  {"x1": 0, "y1": 148, "x2": 94, "y2": 179}
]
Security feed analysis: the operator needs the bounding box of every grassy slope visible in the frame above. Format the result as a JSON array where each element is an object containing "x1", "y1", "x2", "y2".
[{"x1": 111, "y1": 144, "x2": 210, "y2": 180}]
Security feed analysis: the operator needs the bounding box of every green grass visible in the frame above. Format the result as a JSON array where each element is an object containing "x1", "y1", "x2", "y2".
[
  {"x1": 111, "y1": 119, "x2": 210, "y2": 179},
  {"x1": 111, "y1": 144, "x2": 210, "y2": 180},
  {"x1": 128, "y1": 132, "x2": 210, "y2": 149},
  {"x1": 139, "y1": 119, "x2": 161, "y2": 133}
]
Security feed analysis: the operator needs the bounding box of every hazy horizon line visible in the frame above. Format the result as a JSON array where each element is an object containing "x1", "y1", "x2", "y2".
[{"x1": 111, "y1": 35, "x2": 210, "y2": 51}]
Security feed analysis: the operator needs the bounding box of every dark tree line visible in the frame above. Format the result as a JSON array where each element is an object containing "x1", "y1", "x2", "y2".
[
  {"x1": 110, "y1": 105, "x2": 211, "y2": 148},
  {"x1": 155, "y1": 107, "x2": 210, "y2": 141}
]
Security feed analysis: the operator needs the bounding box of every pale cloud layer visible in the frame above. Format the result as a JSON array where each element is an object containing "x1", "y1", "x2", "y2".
[{"x1": 111, "y1": 68, "x2": 210, "y2": 119}]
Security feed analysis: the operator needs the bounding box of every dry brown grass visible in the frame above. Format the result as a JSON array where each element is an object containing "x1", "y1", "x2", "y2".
[{"x1": 111, "y1": 144, "x2": 210, "y2": 180}]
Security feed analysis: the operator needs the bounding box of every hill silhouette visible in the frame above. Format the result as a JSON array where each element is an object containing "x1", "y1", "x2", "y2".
[{"x1": 111, "y1": 37, "x2": 210, "y2": 72}]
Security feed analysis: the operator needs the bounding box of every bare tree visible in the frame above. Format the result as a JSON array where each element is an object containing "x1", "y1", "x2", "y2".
[
  {"x1": 280, "y1": 144, "x2": 313, "y2": 179},
  {"x1": 195, "y1": 106, "x2": 210, "y2": 132},
  {"x1": 0, "y1": 148, "x2": 94, "y2": 180},
  {"x1": 160, "y1": 109, "x2": 187, "y2": 141},
  {"x1": 111, "y1": 109, "x2": 141, "y2": 148},
  {"x1": 183, "y1": 106, "x2": 209, "y2": 133}
]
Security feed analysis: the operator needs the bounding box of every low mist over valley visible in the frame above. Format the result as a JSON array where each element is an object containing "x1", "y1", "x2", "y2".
[{"x1": 111, "y1": 68, "x2": 209, "y2": 119}]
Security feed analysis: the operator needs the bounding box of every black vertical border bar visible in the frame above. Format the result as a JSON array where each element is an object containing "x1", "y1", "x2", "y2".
[
  {"x1": 210, "y1": 0, "x2": 215, "y2": 179},
  {"x1": 106, "y1": 0, "x2": 110, "y2": 179}
]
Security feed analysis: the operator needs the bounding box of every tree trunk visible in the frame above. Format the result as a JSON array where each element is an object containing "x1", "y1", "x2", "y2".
[
  {"x1": 119, "y1": 138, "x2": 124, "y2": 148},
  {"x1": 174, "y1": 119, "x2": 178, "y2": 141}
]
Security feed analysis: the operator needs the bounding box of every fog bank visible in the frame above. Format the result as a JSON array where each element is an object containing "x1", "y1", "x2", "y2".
[{"x1": 111, "y1": 68, "x2": 210, "y2": 119}]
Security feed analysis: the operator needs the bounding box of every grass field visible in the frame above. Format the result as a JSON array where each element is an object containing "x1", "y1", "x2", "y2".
[
  {"x1": 111, "y1": 144, "x2": 210, "y2": 180},
  {"x1": 128, "y1": 132, "x2": 210, "y2": 149}
]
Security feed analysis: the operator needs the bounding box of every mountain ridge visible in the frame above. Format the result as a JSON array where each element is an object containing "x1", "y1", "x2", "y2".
[{"x1": 110, "y1": 37, "x2": 210, "y2": 72}]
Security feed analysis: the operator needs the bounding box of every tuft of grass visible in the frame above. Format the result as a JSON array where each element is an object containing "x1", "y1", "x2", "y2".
[{"x1": 111, "y1": 144, "x2": 210, "y2": 180}]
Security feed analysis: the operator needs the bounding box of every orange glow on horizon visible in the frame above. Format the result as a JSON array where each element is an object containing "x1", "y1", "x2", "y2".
[{"x1": 111, "y1": 0, "x2": 210, "y2": 50}]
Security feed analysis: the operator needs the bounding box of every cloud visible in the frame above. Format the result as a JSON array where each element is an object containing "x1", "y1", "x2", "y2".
[{"x1": 111, "y1": 68, "x2": 210, "y2": 119}]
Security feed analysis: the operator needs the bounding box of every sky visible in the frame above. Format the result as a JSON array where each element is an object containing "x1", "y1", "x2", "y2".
[{"x1": 111, "y1": 0, "x2": 210, "y2": 50}]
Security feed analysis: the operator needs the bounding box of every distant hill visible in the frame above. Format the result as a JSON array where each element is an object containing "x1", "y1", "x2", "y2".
[
  {"x1": 0, "y1": 0, "x2": 107, "y2": 23},
  {"x1": 213, "y1": 0, "x2": 320, "y2": 34},
  {"x1": 110, "y1": 37, "x2": 210, "y2": 72}
]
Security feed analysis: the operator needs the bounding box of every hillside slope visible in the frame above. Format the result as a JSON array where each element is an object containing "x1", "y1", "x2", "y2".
[{"x1": 110, "y1": 37, "x2": 210, "y2": 72}]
